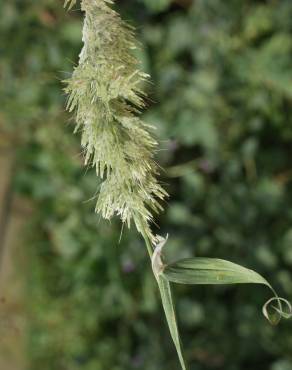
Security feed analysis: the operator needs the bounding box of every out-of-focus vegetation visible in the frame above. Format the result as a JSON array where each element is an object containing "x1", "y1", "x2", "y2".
[{"x1": 1, "y1": 0, "x2": 292, "y2": 369}]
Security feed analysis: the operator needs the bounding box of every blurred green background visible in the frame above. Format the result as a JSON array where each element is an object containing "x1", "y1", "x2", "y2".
[{"x1": 1, "y1": 0, "x2": 292, "y2": 369}]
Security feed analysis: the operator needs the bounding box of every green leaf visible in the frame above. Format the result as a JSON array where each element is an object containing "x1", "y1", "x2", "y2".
[
  {"x1": 142, "y1": 0, "x2": 171, "y2": 13},
  {"x1": 163, "y1": 257, "x2": 292, "y2": 325},
  {"x1": 157, "y1": 275, "x2": 187, "y2": 370},
  {"x1": 150, "y1": 235, "x2": 187, "y2": 369},
  {"x1": 164, "y1": 258, "x2": 268, "y2": 285}
]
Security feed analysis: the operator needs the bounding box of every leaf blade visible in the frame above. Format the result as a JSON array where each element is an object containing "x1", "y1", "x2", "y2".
[
  {"x1": 157, "y1": 275, "x2": 187, "y2": 370},
  {"x1": 163, "y1": 257, "x2": 292, "y2": 325},
  {"x1": 164, "y1": 257, "x2": 270, "y2": 286}
]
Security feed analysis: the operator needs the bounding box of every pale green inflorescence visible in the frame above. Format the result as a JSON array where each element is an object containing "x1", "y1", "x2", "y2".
[{"x1": 64, "y1": 0, "x2": 168, "y2": 242}]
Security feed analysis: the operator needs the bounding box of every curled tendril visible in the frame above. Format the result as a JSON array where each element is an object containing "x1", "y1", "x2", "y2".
[{"x1": 263, "y1": 296, "x2": 292, "y2": 325}]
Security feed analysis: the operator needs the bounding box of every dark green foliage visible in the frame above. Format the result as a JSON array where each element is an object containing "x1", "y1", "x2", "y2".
[{"x1": 1, "y1": 0, "x2": 292, "y2": 369}]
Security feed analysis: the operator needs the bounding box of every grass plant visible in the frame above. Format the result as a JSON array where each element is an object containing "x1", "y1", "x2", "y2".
[{"x1": 64, "y1": 1, "x2": 292, "y2": 368}]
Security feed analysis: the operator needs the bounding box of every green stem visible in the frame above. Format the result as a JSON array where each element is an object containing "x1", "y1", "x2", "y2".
[
  {"x1": 140, "y1": 224, "x2": 187, "y2": 370},
  {"x1": 143, "y1": 235, "x2": 153, "y2": 258},
  {"x1": 139, "y1": 220, "x2": 153, "y2": 258}
]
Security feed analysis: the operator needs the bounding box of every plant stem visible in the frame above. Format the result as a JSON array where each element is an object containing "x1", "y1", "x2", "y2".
[
  {"x1": 140, "y1": 224, "x2": 187, "y2": 370},
  {"x1": 139, "y1": 220, "x2": 153, "y2": 258}
]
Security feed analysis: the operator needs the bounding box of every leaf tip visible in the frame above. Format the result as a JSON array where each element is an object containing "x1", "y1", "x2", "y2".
[{"x1": 262, "y1": 297, "x2": 292, "y2": 325}]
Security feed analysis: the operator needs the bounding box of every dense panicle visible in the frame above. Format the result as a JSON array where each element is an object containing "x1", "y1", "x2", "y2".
[{"x1": 64, "y1": 0, "x2": 168, "y2": 242}]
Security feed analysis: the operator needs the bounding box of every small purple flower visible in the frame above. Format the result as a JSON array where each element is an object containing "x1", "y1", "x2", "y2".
[
  {"x1": 122, "y1": 259, "x2": 135, "y2": 273},
  {"x1": 198, "y1": 159, "x2": 214, "y2": 174}
]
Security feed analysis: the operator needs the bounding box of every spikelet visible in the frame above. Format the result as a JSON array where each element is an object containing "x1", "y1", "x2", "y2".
[{"x1": 64, "y1": 0, "x2": 168, "y2": 242}]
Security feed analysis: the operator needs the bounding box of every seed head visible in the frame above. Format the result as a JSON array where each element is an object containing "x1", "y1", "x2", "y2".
[{"x1": 64, "y1": 0, "x2": 168, "y2": 242}]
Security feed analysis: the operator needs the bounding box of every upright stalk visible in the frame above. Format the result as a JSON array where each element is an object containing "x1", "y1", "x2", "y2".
[{"x1": 64, "y1": 2, "x2": 291, "y2": 370}]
